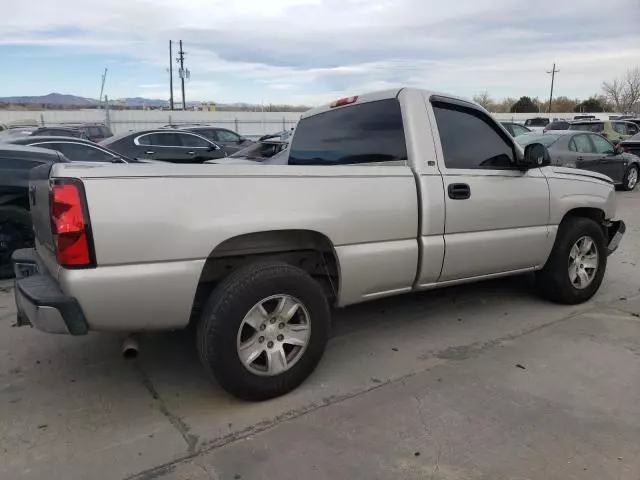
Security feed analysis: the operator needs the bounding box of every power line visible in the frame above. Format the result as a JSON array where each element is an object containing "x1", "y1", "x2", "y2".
[{"x1": 547, "y1": 63, "x2": 559, "y2": 114}]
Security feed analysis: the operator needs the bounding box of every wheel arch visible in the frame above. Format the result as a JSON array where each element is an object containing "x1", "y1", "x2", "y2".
[{"x1": 190, "y1": 229, "x2": 341, "y2": 324}]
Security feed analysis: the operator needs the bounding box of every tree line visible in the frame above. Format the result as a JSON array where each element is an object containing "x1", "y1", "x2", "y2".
[{"x1": 473, "y1": 67, "x2": 640, "y2": 114}]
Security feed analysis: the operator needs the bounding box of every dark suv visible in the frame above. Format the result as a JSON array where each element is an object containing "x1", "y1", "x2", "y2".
[
  {"x1": 31, "y1": 123, "x2": 113, "y2": 142},
  {"x1": 0, "y1": 145, "x2": 68, "y2": 277}
]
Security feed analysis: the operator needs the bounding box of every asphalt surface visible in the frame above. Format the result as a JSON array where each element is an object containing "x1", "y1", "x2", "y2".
[{"x1": 1, "y1": 191, "x2": 640, "y2": 480}]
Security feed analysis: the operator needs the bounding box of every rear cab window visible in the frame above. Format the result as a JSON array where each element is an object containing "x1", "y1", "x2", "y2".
[{"x1": 288, "y1": 99, "x2": 407, "y2": 165}]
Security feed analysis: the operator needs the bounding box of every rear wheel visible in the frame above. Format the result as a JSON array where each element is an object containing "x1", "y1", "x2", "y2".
[
  {"x1": 536, "y1": 217, "x2": 606, "y2": 304},
  {"x1": 621, "y1": 165, "x2": 638, "y2": 191},
  {"x1": 0, "y1": 206, "x2": 33, "y2": 279},
  {"x1": 197, "y1": 262, "x2": 330, "y2": 401}
]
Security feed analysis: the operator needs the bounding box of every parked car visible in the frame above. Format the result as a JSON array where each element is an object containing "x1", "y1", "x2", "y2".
[
  {"x1": 12, "y1": 88, "x2": 625, "y2": 401},
  {"x1": 523, "y1": 117, "x2": 550, "y2": 133},
  {"x1": 171, "y1": 125, "x2": 254, "y2": 155},
  {"x1": 6, "y1": 136, "x2": 135, "y2": 163},
  {"x1": 30, "y1": 124, "x2": 113, "y2": 142},
  {"x1": 500, "y1": 122, "x2": 531, "y2": 137},
  {"x1": 544, "y1": 120, "x2": 571, "y2": 132},
  {"x1": 619, "y1": 132, "x2": 640, "y2": 157},
  {"x1": 100, "y1": 129, "x2": 226, "y2": 163},
  {"x1": 0, "y1": 144, "x2": 69, "y2": 278},
  {"x1": 516, "y1": 132, "x2": 640, "y2": 190},
  {"x1": 568, "y1": 120, "x2": 638, "y2": 144},
  {"x1": 0, "y1": 126, "x2": 39, "y2": 141}
]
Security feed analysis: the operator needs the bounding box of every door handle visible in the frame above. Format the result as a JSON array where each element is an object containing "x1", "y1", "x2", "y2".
[
  {"x1": 145, "y1": 150, "x2": 155, "y2": 155},
  {"x1": 576, "y1": 156, "x2": 584, "y2": 161},
  {"x1": 187, "y1": 151, "x2": 195, "y2": 155},
  {"x1": 448, "y1": 183, "x2": 471, "y2": 200}
]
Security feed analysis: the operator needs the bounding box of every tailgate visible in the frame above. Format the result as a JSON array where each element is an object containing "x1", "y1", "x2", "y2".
[{"x1": 28, "y1": 163, "x2": 58, "y2": 272}]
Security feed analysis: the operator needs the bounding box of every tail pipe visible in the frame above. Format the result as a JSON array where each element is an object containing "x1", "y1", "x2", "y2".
[{"x1": 122, "y1": 335, "x2": 139, "y2": 359}]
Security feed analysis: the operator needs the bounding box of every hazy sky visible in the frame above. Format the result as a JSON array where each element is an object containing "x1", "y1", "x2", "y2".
[{"x1": 1, "y1": 0, "x2": 638, "y2": 105}]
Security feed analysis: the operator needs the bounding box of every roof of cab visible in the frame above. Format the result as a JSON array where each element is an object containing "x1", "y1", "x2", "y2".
[{"x1": 300, "y1": 87, "x2": 481, "y2": 120}]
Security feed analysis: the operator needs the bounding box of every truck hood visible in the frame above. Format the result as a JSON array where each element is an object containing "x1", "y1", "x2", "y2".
[{"x1": 550, "y1": 166, "x2": 613, "y2": 184}]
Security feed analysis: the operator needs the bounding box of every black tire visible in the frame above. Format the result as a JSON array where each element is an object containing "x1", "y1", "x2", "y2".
[
  {"x1": 197, "y1": 262, "x2": 331, "y2": 401},
  {"x1": 621, "y1": 165, "x2": 639, "y2": 191},
  {"x1": 536, "y1": 217, "x2": 606, "y2": 304},
  {"x1": 0, "y1": 206, "x2": 33, "y2": 279}
]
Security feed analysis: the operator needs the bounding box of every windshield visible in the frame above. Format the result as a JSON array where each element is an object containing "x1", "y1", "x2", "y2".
[{"x1": 515, "y1": 133, "x2": 561, "y2": 147}]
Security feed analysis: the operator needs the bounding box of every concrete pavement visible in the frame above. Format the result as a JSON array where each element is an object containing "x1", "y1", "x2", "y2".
[{"x1": 1, "y1": 191, "x2": 639, "y2": 480}]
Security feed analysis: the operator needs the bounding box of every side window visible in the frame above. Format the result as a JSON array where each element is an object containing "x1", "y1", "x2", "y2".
[
  {"x1": 432, "y1": 102, "x2": 515, "y2": 169},
  {"x1": 179, "y1": 133, "x2": 210, "y2": 148},
  {"x1": 288, "y1": 98, "x2": 407, "y2": 165},
  {"x1": 570, "y1": 134, "x2": 594, "y2": 153},
  {"x1": 612, "y1": 122, "x2": 627, "y2": 135},
  {"x1": 192, "y1": 129, "x2": 216, "y2": 141},
  {"x1": 216, "y1": 130, "x2": 241, "y2": 142},
  {"x1": 589, "y1": 135, "x2": 614, "y2": 154},
  {"x1": 136, "y1": 132, "x2": 181, "y2": 146}
]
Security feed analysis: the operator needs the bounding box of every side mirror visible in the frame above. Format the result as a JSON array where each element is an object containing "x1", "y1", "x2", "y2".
[
  {"x1": 520, "y1": 143, "x2": 551, "y2": 170},
  {"x1": 237, "y1": 137, "x2": 246, "y2": 144},
  {"x1": 208, "y1": 143, "x2": 221, "y2": 151},
  {"x1": 614, "y1": 145, "x2": 623, "y2": 155}
]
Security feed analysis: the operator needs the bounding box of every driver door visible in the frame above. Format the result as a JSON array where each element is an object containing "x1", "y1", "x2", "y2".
[
  {"x1": 431, "y1": 99, "x2": 550, "y2": 282},
  {"x1": 589, "y1": 133, "x2": 625, "y2": 182},
  {"x1": 571, "y1": 134, "x2": 601, "y2": 174}
]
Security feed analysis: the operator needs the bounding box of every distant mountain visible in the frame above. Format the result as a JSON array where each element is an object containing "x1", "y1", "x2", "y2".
[
  {"x1": 0, "y1": 93, "x2": 189, "y2": 108},
  {"x1": 0, "y1": 92, "x2": 97, "y2": 106},
  {"x1": 116, "y1": 97, "x2": 169, "y2": 107}
]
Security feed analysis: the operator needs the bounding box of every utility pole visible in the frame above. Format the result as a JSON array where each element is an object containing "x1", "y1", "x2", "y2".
[
  {"x1": 98, "y1": 68, "x2": 108, "y2": 109},
  {"x1": 168, "y1": 41, "x2": 174, "y2": 110},
  {"x1": 547, "y1": 63, "x2": 559, "y2": 114},
  {"x1": 176, "y1": 40, "x2": 188, "y2": 110}
]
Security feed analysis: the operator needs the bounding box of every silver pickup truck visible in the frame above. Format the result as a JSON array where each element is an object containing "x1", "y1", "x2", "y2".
[{"x1": 12, "y1": 88, "x2": 626, "y2": 401}]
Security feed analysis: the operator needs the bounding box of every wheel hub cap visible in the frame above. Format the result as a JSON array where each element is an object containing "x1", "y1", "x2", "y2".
[
  {"x1": 568, "y1": 236, "x2": 599, "y2": 290},
  {"x1": 236, "y1": 294, "x2": 311, "y2": 376},
  {"x1": 628, "y1": 169, "x2": 637, "y2": 188}
]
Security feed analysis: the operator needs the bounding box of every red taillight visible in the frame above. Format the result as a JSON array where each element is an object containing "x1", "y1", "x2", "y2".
[
  {"x1": 50, "y1": 181, "x2": 93, "y2": 267},
  {"x1": 330, "y1": 96, "x2": 358, "y2": 108},
  {"x1": 620, "y1": 144, "x2": 629, "y2": 153}
]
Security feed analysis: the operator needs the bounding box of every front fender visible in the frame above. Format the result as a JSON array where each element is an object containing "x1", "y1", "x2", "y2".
[{"x1": 547, "y1": 177, "x2": 616, "y2": 225}]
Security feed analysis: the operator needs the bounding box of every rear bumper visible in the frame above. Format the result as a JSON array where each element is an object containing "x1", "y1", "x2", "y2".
[
  {"x1": 606, "y1": 220, "x2": 626, "y2": 255},
  {"x1": 12, "y1": 248, "x2": 88, "y2": 335}
]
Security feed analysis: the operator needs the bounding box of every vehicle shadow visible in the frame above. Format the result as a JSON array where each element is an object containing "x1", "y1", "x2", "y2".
[{"x1": 134, "y1": 274, "x2": 537, "y2": 395}]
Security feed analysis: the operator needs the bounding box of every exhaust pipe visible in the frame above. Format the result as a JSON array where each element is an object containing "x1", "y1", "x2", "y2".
[{"x1": 122, "y1": 335, "x2": 139, "y2": 359}]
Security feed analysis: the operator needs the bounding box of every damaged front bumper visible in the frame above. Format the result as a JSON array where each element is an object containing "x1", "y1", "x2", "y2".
[{"x1": 606, "y1": 220, "x2": 626, "y2": 255}]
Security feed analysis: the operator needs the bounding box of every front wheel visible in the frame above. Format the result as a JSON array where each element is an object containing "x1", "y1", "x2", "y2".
[
  {"x1": 536, "y1": 217, "x2": 606, "y2": 304},
  {"x1": 621, "y1": 165, "x2": 638, "y2": 191},
  {"x1": 197, "y1": 262, "x2": 330, "y2": 401}
]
